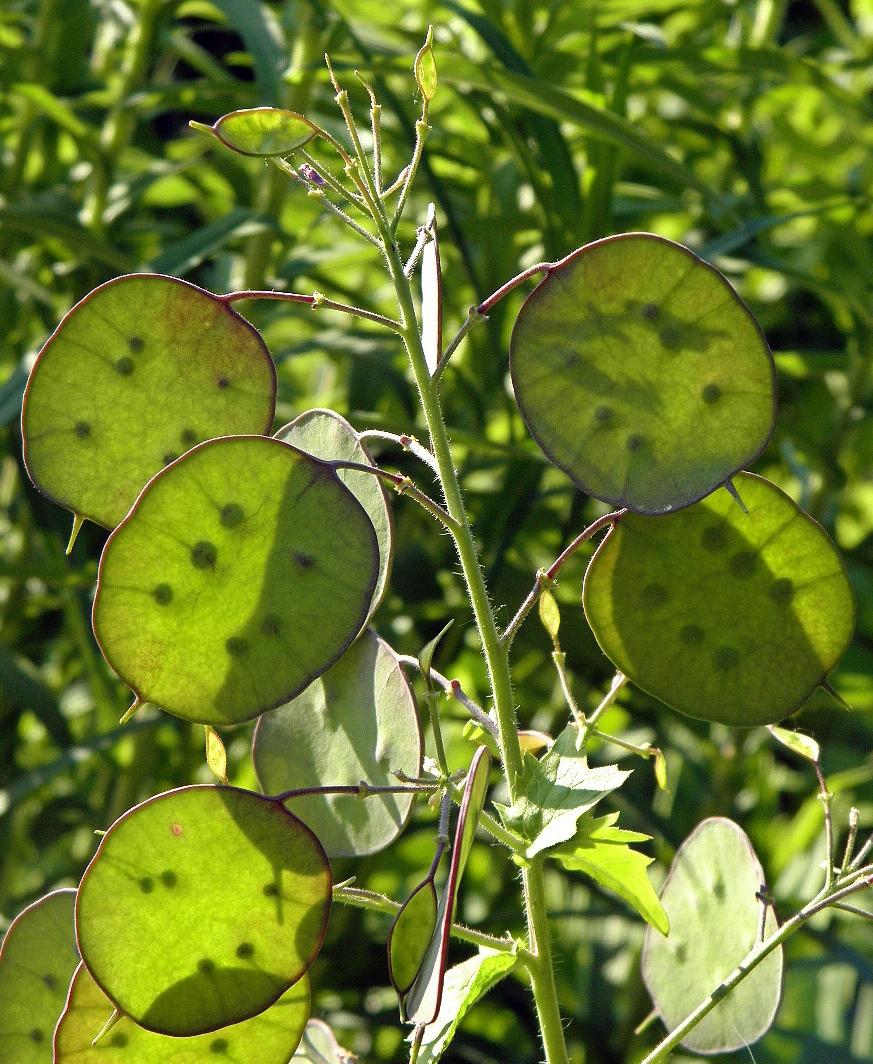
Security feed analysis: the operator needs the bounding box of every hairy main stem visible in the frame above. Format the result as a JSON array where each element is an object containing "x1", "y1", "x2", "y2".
[{"x1": 377, "y1": 218, "x2": 569, "y2": 1064}]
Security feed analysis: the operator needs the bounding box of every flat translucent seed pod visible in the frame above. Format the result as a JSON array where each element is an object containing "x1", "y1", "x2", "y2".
[
  {"x1": 75, "y1": 786, "x2": 330, "y2": 1037},
  {"x1": 583, "y1": 473, "x2": 855, "y2": 726},
  {"x1": 253, "y1": 629, "x2": 421, "y2": 857},
  {"x1": 388, "y1": 879, "x2": 439, "y2": 996},
  {"x1": 275, "y1": 409, "x2": 393, "y2": 623},
  {"x1": 55, "y1": 964, "x2": 309, "y2": 1064},
  {"x1": 0, "y1": 889, "x2": 79, "y2": 1064},
  {"x1": 404, "y1": 747, "x2": 491, "y2": 1026},
  {"x1": 22, "y1": 275, "x2": 276, "y2": 529},
  {"x1": 191, "y1": 108, "x2": 322, "y2": 156},
  {"x1": 509, "y1": 234, "x2": 776, "y2": 514},
  {"x1": 93, "y1": 436, "x2": 379, "y2": 725},
  {"x1": 642, "y1": 818, "x2": 783, "y2": 1054}
]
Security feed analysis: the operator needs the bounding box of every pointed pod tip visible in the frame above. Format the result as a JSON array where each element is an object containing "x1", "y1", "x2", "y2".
[
  {"x1": 90, "y1": 1008, "x2": 121, "y2": 1046},
  {"x1": 119, "y1": 698, "x2": 141, "y2": 725},
  {"x1": 724, "y1": 477, "x2": 749, "y2": 514},
  {"x1": 66, "y1": 513, "x2": 85, "y2": 555},
  {"x1": 822, "y1": 680, "x2": 854, "y2": 713},
  {"x1": 188, "y1": 120, "x2": 216, "y2": 136}
]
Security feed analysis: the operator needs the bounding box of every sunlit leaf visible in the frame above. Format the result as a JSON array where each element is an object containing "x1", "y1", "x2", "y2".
[
  {"x1": 769, "y1": 725, "x2": 820, "y2": 763},
  {"x1": 76, "y1": 785, "x2": 331, "y2": 1036},
  {"x1": 275, "y1": 409, "x2": 392, "y2": 623},
  {"x1": 404, "y1": 747, "x2": 491, "y2": 1026},
  {"x1": 583, "y1": 473, "x2": 856, "y2": 726},
  {"x1": 55, "y1": 963, "x2": 310, "y2": 1063},
  {"x1": 0, "y1": 889, "x2": 78, "y2": 1064},
  {"x1": 190, "y1": 108, "x2": 321, "y2": 156},
  {"x1": 93, "y1": 436, "x2": 379, "y2": 725},
  {"x1": 22, "y1": 275, "x2": 276, "y2": 529},
  {"x1": 539, "y1": 589, "x2": 561, "y2": 642},
  {"x1": 496, "y1": 726, "x2": 629, "y2": 858},
  {"x1": 414, "y1": 29, "x2": 438, "y2": 101},
  {"x1": 253, "y1": 629, "x2": 422, "y2": 858},
  {"x1": 413, "y1": 949, "x2": 517, "y2": 1064},
  {"x1": 551, "y1": 813, "x2": 668, "y2": 934},
  {"x1": 388, "y1": 878, "x2": 438, "y2": 996},
  {"x1": 509, "y1": 234, "x2": 776, "y2": 513},
  {"x1": 205, "y1": 727, "x2": 227, "y2": 784},
  {"x1": 642, "y1": 817, "x2": 783, "y2": 1054}
]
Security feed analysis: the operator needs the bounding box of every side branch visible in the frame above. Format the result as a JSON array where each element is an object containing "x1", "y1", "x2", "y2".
[
  {"x1": 221, "y1": 289, "x2": 401, "y2": 332},
  {"x1": 328, "y1": 460, "x2": 459, "y2": 531}
]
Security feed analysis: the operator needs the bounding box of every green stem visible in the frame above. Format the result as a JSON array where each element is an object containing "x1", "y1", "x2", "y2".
[{"x1": 522, "y1": 860, "x2": 571, "y2": 1064}]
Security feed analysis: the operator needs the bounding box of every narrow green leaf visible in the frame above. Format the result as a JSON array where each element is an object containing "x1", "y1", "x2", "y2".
[
  {"x1": 192, "y1": 108, "x2": 321, "y2": 157},
  {"x1": 76, "y1": 786, "x2": 331, "y2": 1036},
  {"x1": 642, "y1": 817, "x2": 783, "y2": 1054},
  {"x1": 55, "y1": 963, "x2": 310, "y2": 1063},
  {"x1": 510, "y1": 234, "x2": 776, "y2": 514},
  {"x1": 22, "y1": 275, "x2": 276, "y2": 529},
  {"x1": 552, "y1": 814, "x2": 668, "y2": 934},
  {"x1": 93, "y1": 436, "x2": 379, "y2": 725},
  {"x1": 0, "y1": 889, "x2": 79, "y2": 1064},
  {"x1": 584, "y1": 473, "x2": 856, "y2": 726},
  {"x1": 495, "y1": 726, "x2": 629, "y2": 858},
  {"x1": 418, "y1": 619, "x2": 454, "y2": 690},
  {"x1": 254, "y1": 629, "x2": 422, "y2": 857},
  {"x1": 208, "y1": 0, "x2": 286, "y2": 105},
  {"x1": 413, "y1": 949, "x2": 518, "y2": 1064},
  {"x1": 388, "y1": 878, "x2": 439, "y2": 996},
  {"x1": 404, "y1": 747, "x2": 491, "y2": 1026},
  {"x1": 768, "y1": 725, "x2": 821, "y2": 764}
]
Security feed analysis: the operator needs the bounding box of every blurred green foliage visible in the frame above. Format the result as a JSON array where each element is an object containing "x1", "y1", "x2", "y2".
[{"x1": 3, "y1": 0, "x2": 873, "y2": 1060}]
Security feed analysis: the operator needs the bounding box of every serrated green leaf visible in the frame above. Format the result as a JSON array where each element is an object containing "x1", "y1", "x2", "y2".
[
  {"x1": 22, "y1": 275, "x2": 276, "y2": 529},
  {"x1": 275, "y1": 409, "x2": 393, "y2": 624},
  {"x1": 0, "y1": 889, "x2": 79, "y2": 1063},
  {"x1": 76, "y1": 786, "x2": 331, "y2": 1037},
  {"x1": 93, "y1": 436, "x2": 379, "y2": 725},
  {"x1": 55, "y1": 963, "x2": 310, "y2": 1063},
  {"x1": 552, "y1": 814, "x2": 668, "y2": 934},
  {"x1": 253, "y1": 629, "x2": 422, "y2": 858},
  {"x1": 192, "y1": 108, "x2": 321, "y2": 156},
  {"x1": 496, "y1": 727, "x2": 628, "y2": 858},
  {"x1": 510, "y1": 234, "x2": 775, "y2": 514},
  {"x1": 642, "y1": 817, "x2": 783, "y2": 1054},
  {"x1": 413, "y1": 949, "x2": 518, "y2": 1064},
  {"x1": 583, "y1": 473, "x2": 856, "y2": 726}
]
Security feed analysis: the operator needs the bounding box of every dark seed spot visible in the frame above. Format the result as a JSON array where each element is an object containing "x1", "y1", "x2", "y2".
[
  {"x1": 729, "y1": 550, "x2": 757, "y2": 579},
  {"x1": 181, "y1": 428, "x2": 197, "y2": 446},
  {"x1": 236, "y1": 942, "x2": 254, "y2": 959},
  {"x1": 769, "y1": 577, "x2": 794, "y2": 605},
  {"x1": 261, "y1": 614, "x2": 281, "y2": 636},
  {"x1": 263, "y1": 883, "x2": 279, "y2": 897},
  {"x1": 160, "y1": 870, "x2": 177, "y2": 888},
  {"x1": 74, "y1": 421, "x2": 90, "y2": 439},
  {"x1": 153, "y1": 583, "x2": 173, "y2": 605},
  {"x1": 713, "y1": 646, "x2": 740, "y2": 671},
  {"x1": 626, "y1": 434, "x2": 645, "y2": 452},
  {"x1": 140, "y1": 877, "x2": 155, "y2": 893},
  {"x1": 642, "y1": 303, "x2": 658, "y2": 321},
  {"x1": 116, "y1": 356, "x2": 135, "y2": 376},
  {"x1": 226, "y1": 636, "x2": 249, "y2": 657},
  {"x1": 659, "y1": 326, "x2": 681, "y2": 349},
  {"x1": 701, "y1": 525, "x2": 727, "y2": 552},
  {"x1": 128, "y1": 336, "x2": 144, "y2": 353},
  {"x1": 293, "y1": 551, "x2": 315, "y2": 569},
  {"x1": 42, "y1": 974, "x2": 57, "y2": 989},
  {"x1": 675, "y1": 943, "x2": 687, "y2": 962},
  {"x1": 220, "y1": 503, "x2": 244, "y2": 529},
  {"x1": 198, "y1": 958, "x2": 216, "y2": 975},
  {"x1": 110, "y1": 1032, "x2": 129, "y2": 1048},
  {"x1": 217, "y1": 377, "x2": 230, "y2": 389},
  {"x1": 594, "y1": 405, "x2": 614, "y2": 426},
  {"x1": 679, "y1": 624, "x2": 705, "y2": 646},
  {"x1": 163, "y1": 453, "x2": 177, "y2": 466},
  {"x1": 211, "y1": 1038, "x2": 229, "y2": 1054},
  {"x1": 641, "y1": 583, "x2": 669, "y2": 608},
  {"x1": 29, "y1": 1029, "x2": 43, "y2": 1044},
  {"x1": 191, "y1": 541, "x2": 217, "y2": 569},
  {"x1": 713, "y1": 878, "x2": 726, "y2": 901},
  {"x1": 702, "y1": 383, "x2": 722, "y2": 405}
]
